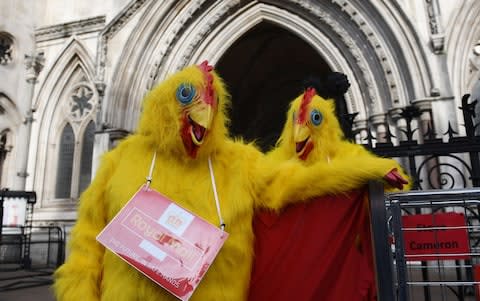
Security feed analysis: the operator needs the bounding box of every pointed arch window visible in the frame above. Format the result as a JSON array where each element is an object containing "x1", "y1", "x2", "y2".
[
  {"x1": 78, "y1": 120, "x2": 95, "y2": 194},
  {"x1": 39, "y1": 41, "x2": 99, "y2": 204},
  {"x1": 55, "y1": 123, "x2": 74, "y2": 198},
  {"x1": 0, "y1": 131, "x2": 9, "y2": 187},
  {"x1": 54, "y1": 119, "x2": 96, "y2": 200}
]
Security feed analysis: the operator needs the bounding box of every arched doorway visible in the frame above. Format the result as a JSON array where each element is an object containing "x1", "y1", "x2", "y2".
[
  {"x1": 109, "y1": 1, "x2": 428, "y2": 147},
  {"x1": 216, "y1": 22, "x2": 332, "y2": 151}
]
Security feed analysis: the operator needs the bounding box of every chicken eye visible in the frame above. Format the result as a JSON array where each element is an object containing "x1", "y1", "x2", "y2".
[
  {"x1": 310, "y1": 109, "x2": 322, "y2": 126},
  {"x1": 176, "y1": 83, "x2": 195, "y2": 105}
]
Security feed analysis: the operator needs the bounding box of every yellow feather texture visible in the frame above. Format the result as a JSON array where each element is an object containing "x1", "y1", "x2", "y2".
[
  {"x1": 266, "y1": 92, "x2": 411, "y2": 200},
  {"x1": 53, "y1": 65, "x2": 408, "y2": 301},
  {"x1": 54, "y1": 64, "x2": 275, "y2": 301},
  {"x1": 136, "y1": 65, "x2": 231, "y2": 161}
]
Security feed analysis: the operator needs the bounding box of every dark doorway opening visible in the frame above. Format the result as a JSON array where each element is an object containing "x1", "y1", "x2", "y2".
[{"x1": 216, "y1": 22, "x2": 332, "y2": 151}]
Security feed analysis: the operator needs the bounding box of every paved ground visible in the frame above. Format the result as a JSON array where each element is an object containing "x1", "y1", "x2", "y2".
[
  {"x1": 0, "y1": 283, "x2": 55, "y2": 301},
  {"x1": 0, "y1": 270, "x2": 55, "y2": 301},
  {"x1": 0, "y1": 269, "x2": 477, "y2": 301}
]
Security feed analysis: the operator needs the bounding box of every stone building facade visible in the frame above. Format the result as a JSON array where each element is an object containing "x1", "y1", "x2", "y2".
[{"x1": 0, "y1": 0, "x2": 480, "y2": 233}]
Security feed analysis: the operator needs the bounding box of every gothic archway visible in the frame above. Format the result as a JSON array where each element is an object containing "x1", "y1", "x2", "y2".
[
  {"x1": 106, "y1": 1, "x2": 432, "y2": 144},
  {"x1": 216, "y1": 22, "x2": 332, "y2": 150}
]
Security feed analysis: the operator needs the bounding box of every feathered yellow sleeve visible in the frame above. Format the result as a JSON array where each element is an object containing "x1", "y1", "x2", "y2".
[
  {"x1": 53, "y1": 152, "x2": 114, "y2": 301},
  {"x1": 340, "y1": 143, "x2": 411, "y2": 192},
  {"x1": 258, "y1": 149, "x2": 407, "y2": 210}
]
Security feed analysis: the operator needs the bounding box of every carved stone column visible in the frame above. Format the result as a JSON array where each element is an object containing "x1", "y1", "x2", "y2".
[
  {"x1": 0, "y1": 133, "x2": 10, "y2": 186},
  {"x1": 94, "y1": 81, "x2": 106, "y2": 130},
  {"x1": 425, "y1": 0, "x2": 445, "y2": 54},
  {"x1": 412, "y1": 98, "x2": 434, "y2": 142},
  {"x1": 472, "y1": 79, "x2": 480, "y2": 136},
  {"x1": 353, "y1": 119, "x2": 368, "y2": 145},
  {"x1": 92, "y1": 127, "x2": 129, "y2": 175},
  {"x1": 14, "y1": 52, "x2": 44, "y2": 190},
  {"x1": 388, "y1": 108, "x2": 407, "y2": 142},
  {"x1": 369, "y1": 113, "x2": 387, "y2": 143}
]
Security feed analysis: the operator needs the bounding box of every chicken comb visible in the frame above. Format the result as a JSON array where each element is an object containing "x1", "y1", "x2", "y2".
[
  {"x1": 198, "y1": 60, "x2": 215, "y2": 105},
  {"x1": 298, "y1": 87, "x2": 316, "y2": 124}
]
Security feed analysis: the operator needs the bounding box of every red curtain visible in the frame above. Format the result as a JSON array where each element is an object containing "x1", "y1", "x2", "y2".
[{"x1": 249, "y1": 188, "x2": 376, "y2": 301}]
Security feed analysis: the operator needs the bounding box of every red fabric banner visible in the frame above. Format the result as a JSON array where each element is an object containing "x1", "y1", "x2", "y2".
[{"x1": 249, "y1": 189, "x2": 376, "y2": 301}]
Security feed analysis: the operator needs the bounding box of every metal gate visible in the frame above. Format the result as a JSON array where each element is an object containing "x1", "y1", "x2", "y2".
[
  {"x1": 370, "y1": 182, "x2": 480, "y2": 301},
  {"x1": 0, "y1": 190, "x2": 65, "y2": 291}
]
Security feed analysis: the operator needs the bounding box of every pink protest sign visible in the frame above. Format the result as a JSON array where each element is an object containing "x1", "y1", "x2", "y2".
[{"x1": 97, "y1": 185, "x2": 228, "y2": 300}]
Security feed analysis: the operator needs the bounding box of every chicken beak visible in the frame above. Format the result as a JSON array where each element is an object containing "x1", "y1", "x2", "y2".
[
  {"x1": 190, "y1": 102, "x2": 213, "y2": 129},
  {"x1": 293, "y1": 123, "x2": 311, "y2": 156},
  {"x1": 188, "y1": 102, "x2": 214, "y2": 145},
  {"x1": 293, "y1": 123, "x2": 310, "y2": 143}
]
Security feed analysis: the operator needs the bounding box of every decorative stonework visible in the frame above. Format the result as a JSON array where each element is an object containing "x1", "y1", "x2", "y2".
[
  {"x1": 388, "y1": 107, "x2": 405, "y2": 121},
  {"x1": 102, "y1": 0, "x2": 147, "y2": 41},
  {"x1": 24, "y1": 52, "x2": 45, "y2": 83},
  {"x1": 474, "y1": 41, "x2": 480, "y2": 56},
  {"x1": 174, "y1": 1, "x2": 242, "y2": 71},
  {"x1": 107, "y1": 0, "x2": 427, "y2": 133},
  {"x1": 67, "y1": 83, "x2": 96, "y2": 121},
  {"x1": 96, "y1": 0, "x2": 148, "y2": 82},
  {"x1": 146, "y1": 60, "x2": 160, "y2": 91},
  {"x1": 370, "y1": 113, "x2": 387, "y2": 126},
  {"x1": 293, "y1": 0, "x2": 382, "y2": 113},
  {"x1": 331, "y1": 0, "x2": 401, "y2": 105},
  {"x1": 425, "y1": 0, "x2": 445, "y2": 54},
  {"x1": 0, "y1": 32, "x2": 14, "y2": 65},
  {"x1": 472, "y1": 40, "x2": 480, "y2": 74},
  {"x1": 425, "y1": 0, "x2": 441, "y2": 34},
  {"x1": 412, "y1": 98, "x2": 433, "y2": 113},
  {"x1": 35, "y1": 16, "x2": 106, "y2": 42},
  {"x1": 145, "y1": 0, "x2": 211, "y2": 89},
  {"x1": 146, "y1": 0, "x2": 241, "y2": 89}
]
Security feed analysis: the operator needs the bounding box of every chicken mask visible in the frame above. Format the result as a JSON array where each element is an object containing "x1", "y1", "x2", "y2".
[{"x1": 137, "y1": 60, "x2": 229, "y2": 159}]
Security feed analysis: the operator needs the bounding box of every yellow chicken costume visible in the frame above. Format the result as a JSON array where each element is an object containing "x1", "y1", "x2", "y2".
[
  {"x1": 250, "y1": 74, "x2": 409, "y2": 301},
  {"x1": 54, "y1": 62, "x2": 405, "y2": 301}
]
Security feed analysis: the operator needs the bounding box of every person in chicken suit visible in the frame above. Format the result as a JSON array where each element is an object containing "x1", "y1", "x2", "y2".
[
  {"x1": 54, "y1": 62, "x2": 405, "y2": 301},
  {"x1": 249, "y1": 72, "x2": 409, "y2": 301}
]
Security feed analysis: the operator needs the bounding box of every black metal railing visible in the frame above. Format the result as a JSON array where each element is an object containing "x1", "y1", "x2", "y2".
[
  {"x1": 359, "y1": 94, "x2": 480, "y2": 191},
  {"x1": 377, "y1": 187, "x2": 480, "y2": 301},
  {"x1": 0, "y1": 190, "x2": 65, "y2": 291},
  {"x1": 362, "y1": 94, "x2": 480, "y2": 300}
]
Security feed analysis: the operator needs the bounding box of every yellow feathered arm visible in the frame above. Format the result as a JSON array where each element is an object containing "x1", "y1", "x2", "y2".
[
  {"x1": 258, "y1": 150, "x2": 405, "y2": 210},
  {"x1": 53, "y1": 152, "x2": 114, "y2": 301}
]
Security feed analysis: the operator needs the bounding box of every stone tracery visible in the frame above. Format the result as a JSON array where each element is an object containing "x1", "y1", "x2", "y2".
[{"x1": 0, "y1": 32, "x2": 14, "y2": 65}]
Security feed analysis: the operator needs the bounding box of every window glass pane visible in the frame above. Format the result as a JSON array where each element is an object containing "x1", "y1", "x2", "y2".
[
  {"x1": 55, "y1": 123, "x2": 74, "y2": 198},
  {"x1": 78, "y1": 121, "x2": 95, "y2": 194},
  {"x1": 0, "y1": 132, "x2": 7, "y2": 186}
]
